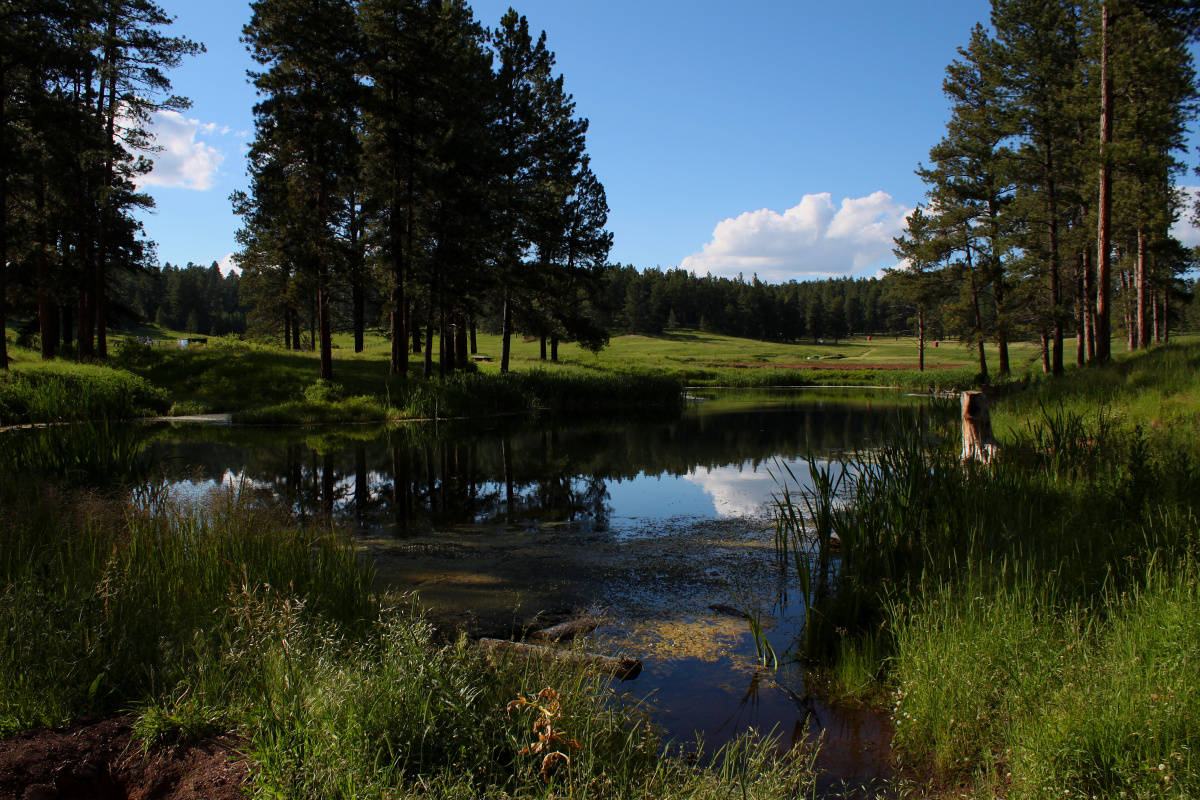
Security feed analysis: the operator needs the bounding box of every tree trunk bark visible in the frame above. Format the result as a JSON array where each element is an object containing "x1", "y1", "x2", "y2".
[
  {"x1": 500, "y1": 291, "x2": 512, "y2": 374},
  {"x1": 456, "y1": 313, "x2": 468, "y2": 367},
  {"x1": 550, "y1": 336, "x2": 559, "y2": 362},
  {"x1": 1046, "y1": 152, "x2": 1063, "y2": 375},
  {"x1": 318, "y1": 265, "x2": 333, "y2": 381},
  {"x1": 35, "y1": 159, "x2": 56, "y2": 361},
  {"x1": 917, "y1": 307, "x2": 925, "y2": 372},
  {"x1": 1094, "y1": 2, "x2": 1113, "y2": 364},
  {"x1": 1136, "y1": 227, "x2": 1149, "y2": 349},
  {"x1": 1075, "y1": 254, "x2": 1086, "y2": 367}
]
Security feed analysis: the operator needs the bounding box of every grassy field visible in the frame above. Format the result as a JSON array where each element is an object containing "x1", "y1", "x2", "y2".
[{"x1": 5, "y1": 317, "x2": 1081, "y2": 424}]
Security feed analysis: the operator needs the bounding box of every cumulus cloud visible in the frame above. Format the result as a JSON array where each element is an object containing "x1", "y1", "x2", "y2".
[
  {"x1": 680, "y1": 191, "x2": 912, "y2": 282},
  {"x1": 1171, "y1": 186, "x2": 1200, "y2": 248},
  {"x1": 218, "y1": 253, "x2": 239, "y2": 275},
  {"x1": 137, "y1": 110, "x2": 226, "y2": 191}
]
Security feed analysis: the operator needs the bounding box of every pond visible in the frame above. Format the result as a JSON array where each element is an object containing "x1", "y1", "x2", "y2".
[{"x1": 147, "y1": 387, "x2": 931, "y2": 795}]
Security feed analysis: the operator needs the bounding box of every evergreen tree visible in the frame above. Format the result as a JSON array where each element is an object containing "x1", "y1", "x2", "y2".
[{"x1": 241, "y1": 0, "x2": 361, "y2": 381}]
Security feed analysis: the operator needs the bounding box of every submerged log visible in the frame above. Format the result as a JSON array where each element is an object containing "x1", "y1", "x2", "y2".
[
  {"x1": 530, "y1": 616, "x2": 600, "y2": 642},
  {"x1": 478, "y1": 637, "x2": 642, "y2": 680},
  {"x1": 961, "y1": 390, "x2": 1000, "y2": 463},
  {"x1": 707, "y1": 603, "x2": 748, "y2": 619}
]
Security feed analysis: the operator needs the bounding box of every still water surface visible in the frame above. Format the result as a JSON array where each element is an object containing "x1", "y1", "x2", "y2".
[{"x1": 150, "y1": 388, "x2": 926, "y2": 794}]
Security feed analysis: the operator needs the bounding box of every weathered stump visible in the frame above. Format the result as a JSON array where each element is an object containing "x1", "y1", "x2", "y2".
[{"x1": 961, "y1": 390, "x2": 999, "y2": 463}]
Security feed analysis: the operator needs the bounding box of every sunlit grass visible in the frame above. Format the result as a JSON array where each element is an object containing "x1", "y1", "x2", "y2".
[{"x1": 769, "y1": 340, "x2": 1200, "y2": 795}]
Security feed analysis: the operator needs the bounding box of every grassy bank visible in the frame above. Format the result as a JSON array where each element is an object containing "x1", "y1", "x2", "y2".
[
  {"x1": 0, "y1": 360, "x2": 169, "y2": 425},
  {"x1": 773, "y1": 340, "x2": 1200, "y2": 797},
  {"x1": 0, "y1": 423, "x2": 816, "y2": 798}
]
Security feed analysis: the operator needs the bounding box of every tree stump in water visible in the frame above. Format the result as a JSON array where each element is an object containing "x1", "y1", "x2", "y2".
[{"x1": 961, "y1": 390, "x2": 999, "y2": 463}]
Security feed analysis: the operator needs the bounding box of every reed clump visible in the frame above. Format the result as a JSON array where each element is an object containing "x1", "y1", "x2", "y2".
[{"x1": 772, "y1": 341, "x2": 1200, "y2": 796}]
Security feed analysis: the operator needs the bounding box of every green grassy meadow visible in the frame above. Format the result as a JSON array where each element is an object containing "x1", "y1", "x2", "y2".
[{"x1": 4, "y1": 318, "x2": 1072, "y2": 425}]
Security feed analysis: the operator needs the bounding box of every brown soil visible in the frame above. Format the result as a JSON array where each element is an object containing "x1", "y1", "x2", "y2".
[
  {"x1": 0, "y1": 718, "x2": 248, "y2": 800},
  {"x1": 715, "y1": 361, "x2": 965, "y2": 370}
]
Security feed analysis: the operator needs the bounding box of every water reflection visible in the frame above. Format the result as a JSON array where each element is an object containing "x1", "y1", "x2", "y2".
[
  {"x1": 51, "y1": 388, "x2": 926, "y2": 793},
  {"x1": 150, "y1": 388, "x2": 926, "y2": 536}
]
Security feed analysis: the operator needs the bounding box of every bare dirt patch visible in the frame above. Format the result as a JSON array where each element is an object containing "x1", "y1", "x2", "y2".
[{"x1": 0, "y1": 718, "x2": 248, "y2": 800}]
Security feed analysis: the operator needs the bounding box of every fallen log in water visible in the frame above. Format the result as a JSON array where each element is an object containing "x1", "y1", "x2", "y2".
[
  {"x1": 478, "y1": 637, "x2": 643, "y2": 680},
  {"x1": 530, "y1": 616, "x2": 601, "y2": 642},
  {"x1": 707, "y1": 603, "x2": 748, "y2": 619}
]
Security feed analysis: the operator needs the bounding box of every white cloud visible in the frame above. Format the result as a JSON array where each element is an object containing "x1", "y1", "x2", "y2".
[
  {"x1": 1172, "y1": 186, "x2": 1200, "y2": 248},
  {"x1": 682, "y1": 462, "x2": 781, "y2": 518},
  {"x1": 217, "y1": 253, "x2": 239, "y2": 275},
  {"x1": 680, "y1": 191, "x2": 912, "y2": 282},
  {"x1": 137, "y1": 110, "x2": 226, "y2": 191}
]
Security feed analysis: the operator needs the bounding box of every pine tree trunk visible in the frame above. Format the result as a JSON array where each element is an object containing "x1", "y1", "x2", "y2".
[
  {"x1": 551, "y1": 336, "x2": 559, "y2": 362},
  {"x1": 455, "y1": 314, "x2": 467, "y2": 367},
  {"x1": 35, "y1": 159, "x2": 55, "y2": 361},
  {"x1": 1094, "y1": 2, "x2": 1113, "y2": 364},
  {"x1": 62, "y1": 307, "x2": 73, "y2": 347},
  {"x1": 353, "y1": 280, "x2": 364, "y2": 354},
  {"x1": 1136, "y1": 228, "x2": 1148, "y2": 349},
  {"x1": 539, "y1": 335, "x2": 546, "y2": 360},
  {"x1": 1083, "y1": 239, "x2": 1096, "y2": 363},
  {"x1": 500, "y1": 291, "x2": 512, "y2": 374},
  {"x1": 0, "y1": 163, "x2": 6, "y2": 371},
  {"x1": 1164, "y1": 293, "x2": 1171, "y2": 341},
  {"x1": 917, "y1": 307, "x2": 925, "y2": 372},
  {"x1": 318, "y1": 270, "x2": 332, "y2": 381},
  {"x1": 77, "y1": 202, "x2": 95, "y2": 361},
  {"x1": 1121, "y1": 269, "x2": 1134, "y2": 352},
  {"x1": 469, "y1": 318, "x2": 477, "y2": 354},
  {"x1": 1041, "y1": 331, "x2": 1051, "y2": 373},
  {"x1": 1075, "y1": 254, "x2": 1086, "y2": 367},
  {"x1": 1046, "y1": 155, "x2": 1063, "y2": 375}
]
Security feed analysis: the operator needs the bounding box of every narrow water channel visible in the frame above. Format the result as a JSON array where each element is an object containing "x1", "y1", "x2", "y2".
[{"x1": 144, "y1": 388, "x2": 926, "y2": 795}]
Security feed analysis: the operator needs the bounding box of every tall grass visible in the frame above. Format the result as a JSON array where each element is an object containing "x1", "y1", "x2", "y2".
[
  {"x1": 770, "y1": 342, "x2": 1200, "y2": 794},
  {"x1": 0, "y1": 361, "x2": 169, "y2": 424}
]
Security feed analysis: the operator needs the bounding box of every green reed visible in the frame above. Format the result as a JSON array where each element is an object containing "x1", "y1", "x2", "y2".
[{"x1": 769, "y1": 341, "x2": 1200, "y2": 795}]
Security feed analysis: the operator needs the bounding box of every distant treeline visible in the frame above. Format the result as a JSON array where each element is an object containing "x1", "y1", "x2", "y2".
[
  {"x1": 105, "y1": 260, "x2": 1199, "y2": 350},
  {"x1": 115, "y1": 262, "x2": 246, "y2": 337}
]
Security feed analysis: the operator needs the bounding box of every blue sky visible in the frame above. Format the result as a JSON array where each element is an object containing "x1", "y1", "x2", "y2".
[{"x1": 137, "y1": 0, "x2": 1200, "y2": 281}]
